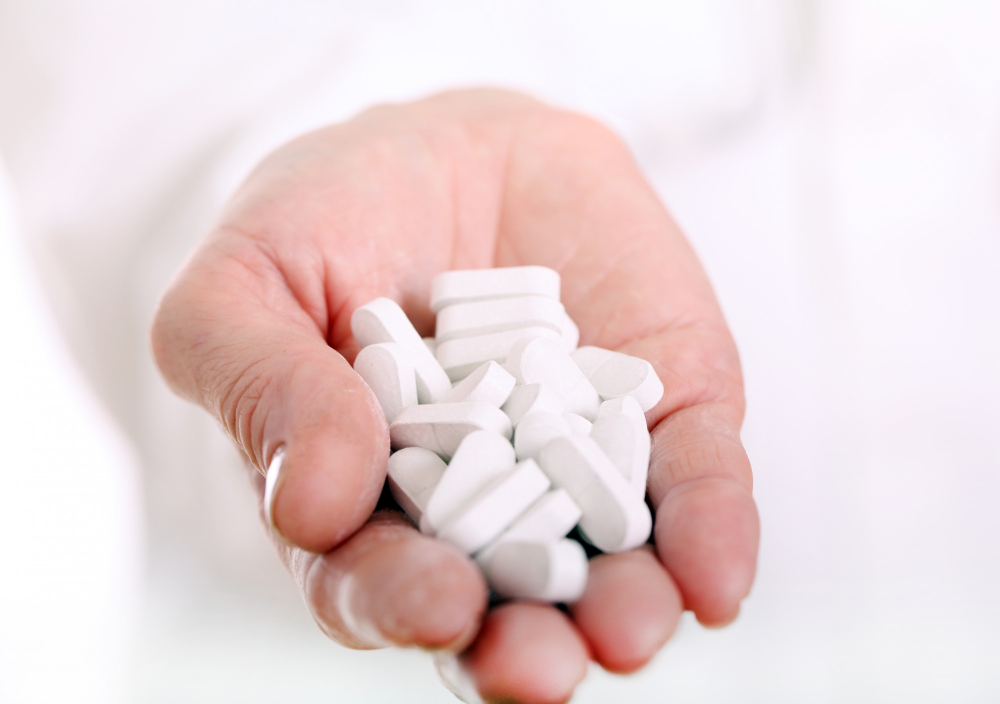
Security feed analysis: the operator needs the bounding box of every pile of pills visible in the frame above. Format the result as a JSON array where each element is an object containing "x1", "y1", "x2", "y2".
[{"x1": 351, "y1": 266, "x2": 663, "y2": 603}]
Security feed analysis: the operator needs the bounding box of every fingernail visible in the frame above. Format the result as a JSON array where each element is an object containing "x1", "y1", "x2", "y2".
[
  {"x1": 264, "y1": 445, "x2": 291, "y2": 545},
  {"x1": 423, "y1": 614, "x2": 480, "y2": 655},
  {"x1": 337, "y1": 572, "x2": 394, "y2": 649},
  {"x1": 434, "y1": 652, "x2": 484, "y2": 704}
]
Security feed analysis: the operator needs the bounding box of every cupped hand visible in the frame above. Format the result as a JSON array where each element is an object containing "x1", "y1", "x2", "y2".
[{"x1": 151, "y1": 89, "x2": 758, "y2": 704}]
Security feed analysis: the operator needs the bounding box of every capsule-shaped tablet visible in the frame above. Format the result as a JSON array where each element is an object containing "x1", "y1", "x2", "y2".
[
  {"x1": 435, "y1": 295, "x2": 567, "y2": 342},
  {"x1": 538, "y1": 435, "x2": 652, "y2": 553},
  {"x1": 590, "y1": 409, "x2": 650, "y2": 497},
  {"x1": 351, "y1": 298, "x2": 452, "y2": 403},
  {"x1": 435, "y1": 327, "x2": 560, "y2": 382},
  {"x1": 562, "y1": 412, "x2": 593, "y2": 436},
  {"x1": 420, "y1": 430, "x2": 516, "y2": 534},
  {"x1": 505, "y1": 337, "x2": 601, "y2": 420},
  {"x1": 483, "y1": 539, "x2": 589, "y2": 603},
  {"x1": 588, "y1": 353, "x2": 664, "y2": 412},
  {"x1": 441, "y1": 361, "x2": 516, "y2": 407},
  {"x1": 430, "y1": 266, "x2": 561, "y2": 313},
  {"x1": 556, "y1": 310, "x2": 580, "y2": 353},
  {"x1": 390, "y1": 402, "x2": 512, "y2": 459},
  {"x1": 386, "y1": 447, "x2": 448, "y2": 524},
  {"x1": 501, "y1": 383, "x2": 566, "y2": 428},
  {"x1": 476, "y1": 488, "x2": 582, "y2": 564},
  {"x1": 598, "y1": 395, "x2": 648, "y2": 426},
  {"x1": 436, "y1": 459, "x2": 551, "y2": 554},
  {"x1": 353, "y1": 343, "x2": 418, "y2": 424},
  {"x1": 514, "y1": 411, "x2": 572, "y2": 462},
  {"x1": 570, "y1": 346, "x2": 616, "y2": 379}
]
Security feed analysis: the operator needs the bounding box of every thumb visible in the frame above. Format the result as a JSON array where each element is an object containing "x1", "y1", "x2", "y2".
[{"x1": 151, "y1": 235, "x2": 387, "y2": 553}]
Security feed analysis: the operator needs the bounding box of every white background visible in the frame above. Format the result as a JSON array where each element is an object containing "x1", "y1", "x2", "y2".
[{"x1": 0, "y1": 1, "x2": 998, "y2": 701}]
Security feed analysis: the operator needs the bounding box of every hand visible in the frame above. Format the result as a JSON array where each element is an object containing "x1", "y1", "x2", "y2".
[{"x1": 151, "y1": 89, "x2": 758, "y2": 703}]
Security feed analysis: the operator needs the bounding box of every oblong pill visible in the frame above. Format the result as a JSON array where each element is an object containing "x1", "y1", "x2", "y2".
[
  {"x1": 386, "y1": 447, "x2": 447, "y2": 524},
  {"x1": 421, "y1": 430, "x2": 516, "y2": 534},
  {"x1": 557, "y1": 310, "x2": 580, "y2": 353},
  {"x1": 436, "y1": 459, "x2": 551, "y2": 554},
  {"x1": 476, "y1": 488, "x2": 582, "y2": 564},
  {"x1": 570, "y1": 345, "x2": 615, "y2": 379},
  {"x1": 501, "y1": 383, "x2": 566, "y2": 428},
  {"x1": 442, "y1": 361, "x2": 516, "y2": 407},
  {"x1": 390, "y1": 402, "x2": 512, "y2": 459},
  {"x1": 351, "y1": 297, "x2": 452, "y2": 403},
  {"x1": 562, "y1": 412, "x2": 593, "y2": 436},
  {"x1": 598, "y1": 395, "x2": 647, "y2": 426},
  {"x1": 484, "y1": 539, "x2": 589, "y2": 603},
  {"x1": 538, "y1": 435, "x2": 652, "y2": 553},
  {"x1": 430, "y1": 266, "x2": 561, "y2": 313},
  {"x1": 589, "y1": 410, "x2": 650, "y2": 498},
  {"x1": 353, "y1": 342, "x2": 418, "y2": 424},
  {"x1": 435, "y1": 326, "x2": 561, "y2": 382},
  {"x1": 588, "y1": 353, "x2": 664, "y2": 412},
  {"x1": 514, "y1": 411, "x2": 572, "y2": 462},
  {"x1": 505, "y1": 337, "x2": 601, "y2": 420},
  {"x1": 435, "y1": 295, "x2": 567, "y2": 342}
]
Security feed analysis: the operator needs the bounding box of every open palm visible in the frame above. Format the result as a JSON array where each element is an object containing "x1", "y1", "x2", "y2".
[{"x1": 152, "y1": 90, "x2": 758, "y2": 704}]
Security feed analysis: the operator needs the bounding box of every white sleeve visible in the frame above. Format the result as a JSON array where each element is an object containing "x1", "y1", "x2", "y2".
[{"x1": 0, "y1": 160, "x2": 142, "y2": 704}]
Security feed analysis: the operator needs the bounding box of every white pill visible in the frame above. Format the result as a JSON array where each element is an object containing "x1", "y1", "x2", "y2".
[
  {"x1": 435, "y1": 326, "x2": 561, "y2": 382},
  {"x1": 386, "y1": 447, "x2": 447, "y2": 524},
  {"x1": 514, "y1": 411, "x2": 572, "y2": 462},
  {"x1": 442, "y1": 361, "x2": 516, "y2": 407},
  {"x1": 435, "y1": 295, "x2": 567, "y2": 342},
  {"x1": 483, "y1": 539, "x2": 588, "y2": 603},
  {"x1": 557, "y1": 310, "x2": 580, "y2": 353},
  {"x1": 538, "y1": 435, "x2": 652, "y2": 553},
  {"x1": 390, "y1": 402, "x2": 512, "y2": 459},
  {"x1": 476, "y1": 488, "x2": 582, "y2": 563},
  {"x1": 590, "y1": 410, "x2": 650, "y2": 497},
  {"x1": 571, "y1": 346, "x2": 615, "y2": 378},
  {"x1": 505, "y1": 337, "x2": 601, "y2": 420},
  {"x1": 562, "y1": 412, "x2": 593, "y2": 436},
  {"x1": 502, "y1": 384, "x2": 565, "y2": 428},
  {"x1": 422, "y1": 336, "x2": 437, "y2": 354},
  {"x1": 589, "y1": 353, "x2": 664, "y2": 412},
  {"x1": 421, "y1": 430, "x2": 516, "y2": 533},
  {"x1": 436, "y1": 459, "x2": 551, "y2": 554},
  {"x1": 351, "y1": 298, "x2": 452, "y2": 404},
  {"x1": 598, "y1": 395, "x2": 648, "y2": 427},
  {"x1": 353, "y1": 343, "x2": 418, "y2": 424},
  {"x1": 430, "y1": 266, "x2": 561, "y2": 313}
]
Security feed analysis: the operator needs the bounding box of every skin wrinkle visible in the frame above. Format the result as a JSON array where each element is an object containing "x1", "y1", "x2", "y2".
[
  {"x1": 653, "y1": 357, "x2": 728, "y2": 422},
  {"x1": 226, "y1": 358, "x2": 276, "y2": 468},
  {"x1": 602, "y1": 326, "x2": 743, "y2": 440},
  {"x1": 214, "y1": 233, "x2": 321, "y2": 330},
  {"x1": 647, "y1": 408, "x2": 752, "y2": 505},
  {"x1": 221, "y1": 346, "x2": 323, "y2": 471},
  {"x1": 218, "y1": 232, "x2": 306, "y2": 312},
  {"x1": 200, "y1": 337, "x2": 267, "y2": 418},
  {"x1": 571, "y1": 235, "x2": 650, "y2": 341}
]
